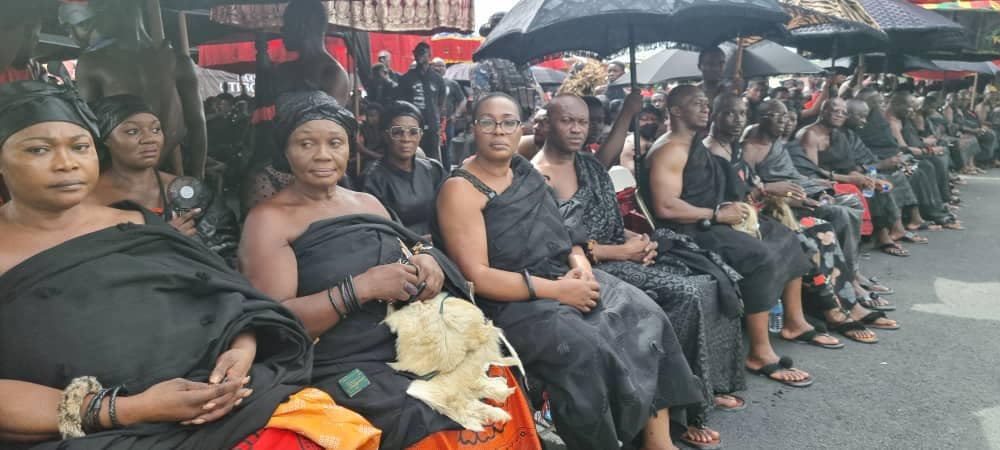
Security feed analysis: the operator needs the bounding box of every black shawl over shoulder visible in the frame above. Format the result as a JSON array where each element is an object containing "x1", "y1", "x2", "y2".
[
  {"x1": 291, "y1": 214, "x2": 469, "y2": 449},
  {"x1": 0, "y1": 206, "x2": 312, "y2": 450}
]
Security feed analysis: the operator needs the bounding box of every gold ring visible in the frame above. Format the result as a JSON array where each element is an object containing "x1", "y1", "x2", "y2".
[{"x1": 786, "y1": 191, "x2": 793, "y2": 198}]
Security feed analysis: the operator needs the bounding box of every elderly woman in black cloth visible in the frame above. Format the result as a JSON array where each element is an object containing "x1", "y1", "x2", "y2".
[
  {"x1": 87, "y1": 94, "x2": 239, "y2": 266},
  {"x1": 0, "y1": 81, "x2": 380, "y2": 449},
  {"x1": 239, "y1": 90, "x2": 539, "y2": 450},
  {"x1": 363, "y1": 101, "x2": 446, "y2": 238},
  {"x1": 436, "y1": 93, "x2": 705, "y2": 450}
]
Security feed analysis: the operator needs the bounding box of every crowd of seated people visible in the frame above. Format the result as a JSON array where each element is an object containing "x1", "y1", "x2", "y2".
[{"x1": 2, "y1": 38, "x2": 996, "y2": 450}]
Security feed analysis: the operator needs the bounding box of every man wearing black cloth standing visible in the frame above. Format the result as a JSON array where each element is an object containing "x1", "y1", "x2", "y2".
[
  {"x1": 642, "y1": 85, "x2": 831, "y2": 389},
  {"x1": 396, "y1": 42, "x2": 447, "y2": 167}
]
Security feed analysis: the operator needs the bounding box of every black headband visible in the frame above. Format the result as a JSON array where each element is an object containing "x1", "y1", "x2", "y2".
[
  {"x1": 273, "y1": 90, "x2": 357, "y2": 172},
  {"x1": 0, "y1": 81, "x2": 100, "y2": 149}
]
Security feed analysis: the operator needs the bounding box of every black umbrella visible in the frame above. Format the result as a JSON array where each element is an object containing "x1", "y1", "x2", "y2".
[
  {"x1": 615, "y1": 40, "x2": 821, "y2": 85},
  {"x1": 530, "y1": 66, "x2": 567, "y2": 86},
  {"x1": 857, "y1": 0, "x2": 967, "y2": 54},
  {"x1": 924, "y1": 9, "x2": 1000, "y2": 62},
  {"x1": 473, "y1": 0, "x2": 791, "y2": 173},
  {"x1": 473, "y1": 0, "x2": 790, "y2": 65},
  {"x1": 844, "y1": 53, "x2": 942, "y2": 74}
]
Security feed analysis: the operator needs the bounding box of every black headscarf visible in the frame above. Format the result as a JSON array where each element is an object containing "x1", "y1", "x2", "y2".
[
  {"x1": 89, "y1": 94, "x2": 155, "y2": 140},
  {"x1": 381, "y1": 100, "x2": 424, "y2": 131},
  {"x1": 88, "y1": 94, "x2": 156, "y2": 167},
  {"x1": 273, "y1": 90, "x2": 358, "y2": 172},
  {"x1": 0, "y1": 81, "x2": 99, "y2": 149}
]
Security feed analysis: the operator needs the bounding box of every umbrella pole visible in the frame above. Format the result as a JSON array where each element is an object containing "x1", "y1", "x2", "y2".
[
  {"x1": 971, "y1": 72, "x2": 979, "y2": 111},
  {"x1": 734, "y1": 35, "x2": 745, "y2": 80},
  {"x1": 629, "y1": 24, "x2": 641, "y2": 173},
  {"x1": 855, "y1": 54, "x2": 864, "y2": 88}
]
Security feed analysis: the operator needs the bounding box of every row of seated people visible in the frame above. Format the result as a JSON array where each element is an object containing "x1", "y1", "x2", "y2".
[
  {"x1": 9, "y1": 73, "x2": 961, "y2": 449},
  {"x1": 0, "y1": 81, "x2": 709, "y2": 450},
  {"x1": 6, "y1": 76, "x2": 943, "y2": 449}
]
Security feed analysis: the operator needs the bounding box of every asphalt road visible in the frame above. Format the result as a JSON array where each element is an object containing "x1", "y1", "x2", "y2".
[{"x1": 711, "y1": 171, "x2": 1000, "y2": 450}]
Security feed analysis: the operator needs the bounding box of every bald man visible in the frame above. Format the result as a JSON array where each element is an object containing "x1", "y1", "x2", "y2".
[{"x1": 642, "y1": 85, "x2": 820, "y2": 389}]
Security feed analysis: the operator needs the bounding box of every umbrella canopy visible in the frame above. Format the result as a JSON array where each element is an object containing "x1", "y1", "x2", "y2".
[
  {"x1": 617, "y1": 40, "x2": 821, "y2": 85},
  {"x1": 932, "y1": 59, "x2": 999, "y2": 74},
  {"x1": 443, "y1": 62, "x2": 475, "y2": 81},
  {"x1": 844, "y1": 53, "x2": 943, "y2": 73},
  {"x1": 531, "y1": 65, "x2": 567, "y2": 85},
  {"x1": 429, "y1": 33, "x2": 483, "y2": 64},
  {"x1": 209, "y1": 0, "x2": 474, "y2": 35},
  {"x1": 779, "y1": 0, "x2": 888, "y2": 57},
  {"x1": 857, "y1": 0, "x2": 968, "y2": 52},
  {"x1": 473, "y1": 0, "x2": 791, "y2": 65},
  {"x1": 921, "y1": 7, "x2": 1000, "y2": 60}
]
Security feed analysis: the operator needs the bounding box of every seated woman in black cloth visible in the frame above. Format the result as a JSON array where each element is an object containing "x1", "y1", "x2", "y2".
[
  {"x1": 436, "y1": 93, "x2": 705, "y2": 450},
  {"x1": 239, "y1": 90, "x2": 539, "y2": 450},
  {"x1": 0, "y1": 81, "x2": 379, "y2": 449},
  {"x1": 87, "y1": 95, "x2": 240, "y2": 266},
  {"x1": 363, "y1": 101, "x2": 446, "y2": 238}
]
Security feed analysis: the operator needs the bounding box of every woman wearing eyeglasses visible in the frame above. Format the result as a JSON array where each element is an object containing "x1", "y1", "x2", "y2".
[{"x1": 363, "y1": 101, "x2": 446, "y2": 238}]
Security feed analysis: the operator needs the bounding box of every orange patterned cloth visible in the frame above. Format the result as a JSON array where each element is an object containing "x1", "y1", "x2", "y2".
[
  {"x1": 406, "y1": 367, "x2": 542, "y2": 450},
  {"x1": 252, "y1": 388, "x2": 382, "y2": 450}
]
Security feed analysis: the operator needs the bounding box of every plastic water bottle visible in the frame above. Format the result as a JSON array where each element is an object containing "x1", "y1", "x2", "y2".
[
  {"x1": 862, "y1": 165, "x2": 877, "y2": 198},
  {"x1": 768, "y1": 301, "x2": 783, "y2": 334}
]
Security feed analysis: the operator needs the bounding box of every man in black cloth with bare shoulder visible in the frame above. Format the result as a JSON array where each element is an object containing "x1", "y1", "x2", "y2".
[{"x1": 641, "y1": 85, "x2": 833, "y2": 388}]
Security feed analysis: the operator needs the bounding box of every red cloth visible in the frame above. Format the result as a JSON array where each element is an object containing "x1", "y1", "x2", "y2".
[
  {"x1": 0, "y1": 67, "x2": 33, "y2": 84},
  {"x1": 233, "y1": 429, "x2": 324, "y2": 450},
  {"x1": 198, "y1": 37, "x2": 349, "y2": 74},
  {"x1": 834, "y1": 183, "x2": 874, "y2": 236},
  {"x1": 617, "y1": 187, "x2": 653, "y2": 235}
]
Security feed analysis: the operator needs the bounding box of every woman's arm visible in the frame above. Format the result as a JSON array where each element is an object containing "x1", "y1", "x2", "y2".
[{"x1": 436, "y1": 179, "x2": 551, "y2": 302}]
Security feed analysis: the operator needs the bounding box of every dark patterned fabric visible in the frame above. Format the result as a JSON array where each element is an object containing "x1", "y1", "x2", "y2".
[
  {"x1": 557, "y1": 153, "x2": 744, "y2": 423},
  {"x1": 435, "y1": 155, "x2": 704, "y2": 450}
]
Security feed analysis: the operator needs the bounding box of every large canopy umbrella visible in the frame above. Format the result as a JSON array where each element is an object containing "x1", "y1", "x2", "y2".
[
  {"x1": 781, "y1": 0, "x2": 889, "y2": 57},
  {"x1": 918, "y1": 4, "x2": 1000, "y2": 61},
  {"x1": 208, "y1": 0, "x2": 474, "y2": 35},
  {"x1": 933, "y1": 59, "x2": 999, "y2": 74},
  {"x1": 473, "y1": 0, "x2": 791, "y2": 66},
  {"x1": 473, "y1": 0, "x2": 791, "y2": 172},
  {"x1": 615, "y1": 40, "x2": 821, "y2": 85},
  {"x1": 857, "y1": 0, "x2": 968, "y2": 53}
]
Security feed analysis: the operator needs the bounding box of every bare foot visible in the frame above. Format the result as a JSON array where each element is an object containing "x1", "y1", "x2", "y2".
[
  {"x1": 746, "y1": 355, "x2": 811, "y2": 383},
  {"x1": 714, "y1": 394, "x2": 744, "y2": 410}
]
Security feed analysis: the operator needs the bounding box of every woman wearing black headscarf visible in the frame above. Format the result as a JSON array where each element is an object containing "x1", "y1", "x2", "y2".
[
  {"x1": 0, "y1": 81, "x2": 380, "y2": 449},
  {"x1": 239, "y1": 90, "x2": 540, "y2": 450},
  {"x1": 88, "y1": 94, "x2": 240, "y2": 266},
  {"x1": 362, "y1": 101, "x2": 447, "y2": 238}
]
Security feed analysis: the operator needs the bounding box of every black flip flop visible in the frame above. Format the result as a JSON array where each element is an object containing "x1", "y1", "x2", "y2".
[
  {"x1": 747, "y1": 356, "x2": 814, "y2": 388},
  {"x1": 829, "y1": 321, "x2": 879, "y2": 344},
  {"x1": 677, "y1": 426, "x2": 723, "y2": 450},
  {"x1": 878, "y1": 242, "x2": 910, "y2": 257},
  {"x1": 860, "y1": 277, "x2": 894, "y2": 295},
  {"x1": 859, "y1": 292, "x2": 896, "y2": 311},
  {"x1": 781, "y1": 329, "x2": 845, "y2": 349},
  {"x1": 860, "y1": 311, "x2": 900, "y2": 330},
  {"x1": 899, "y1": 231, "x2": 930, "y2": 244}
]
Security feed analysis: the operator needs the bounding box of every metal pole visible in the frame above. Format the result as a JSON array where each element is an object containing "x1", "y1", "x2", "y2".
[{"x1": 629, "y1": 24, "x2": 641, "y2": 173}]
